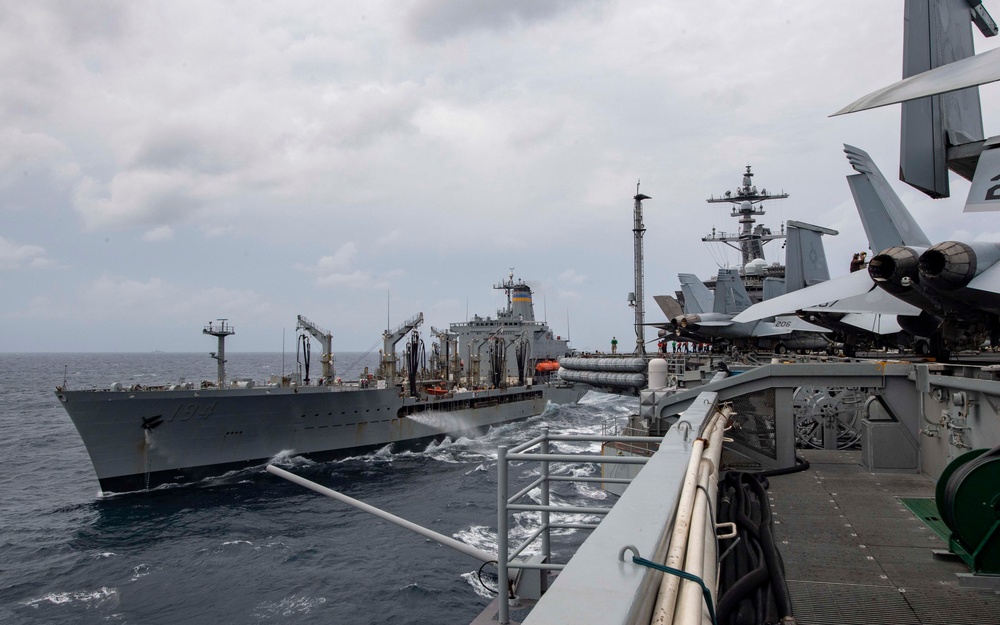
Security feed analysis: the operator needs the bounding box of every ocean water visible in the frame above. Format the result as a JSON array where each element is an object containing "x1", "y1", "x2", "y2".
[{"x1": 0, "y1": 352, "x2": 634, "y2": 625}]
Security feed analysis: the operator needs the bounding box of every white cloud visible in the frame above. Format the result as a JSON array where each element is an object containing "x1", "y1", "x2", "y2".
[
  {"x1": 73, "y1": 170, "x2": 206, "y2": 229},
  {"x1": 0, "y1": 236, "x2": 52, "y2": 270},
  {"x1": 0, "y1": 128, "x2": 70, "y2": 170},
  {"x1": 378, "y1": 230, "x2": 403, "y2": 246},
  {"x1": 76, "y1": 274, "x2": 270, "y2": 322},
  {"x1": 1, "y1": 2, "x2": 998, "y2": 351},
  {"x1": 316, "y1": 243, "x2": 358, "y2": 272},
  {"x1": 558, "y1": 269, "x2": 587, "y2": 285},
  {"x1": 143, "y1": 225, "x2": 174, "y2": 242},
  {"x1": 406, "y1": 0, "x2": 591, "y2": 43},
  {"x1": 316, "y1": 269, "x2": 370, "y2": 288},
  {"x1": 556, "y1": 290, "x2": 583, "y2": 302}
]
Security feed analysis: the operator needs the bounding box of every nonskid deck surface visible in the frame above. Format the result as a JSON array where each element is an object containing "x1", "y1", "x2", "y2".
[{"x1": 770, "y1": 449, "x2": 1000, "y2": 624}]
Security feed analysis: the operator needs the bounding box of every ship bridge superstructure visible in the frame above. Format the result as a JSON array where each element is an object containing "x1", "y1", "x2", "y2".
[{"x1": 449, "y1": 272, "x2": 571, "y2": 380}]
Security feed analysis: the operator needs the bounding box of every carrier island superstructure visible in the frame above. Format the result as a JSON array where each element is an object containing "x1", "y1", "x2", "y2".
[{"x1": 55, "y1": 274, "x2": 585, "y2": 493}]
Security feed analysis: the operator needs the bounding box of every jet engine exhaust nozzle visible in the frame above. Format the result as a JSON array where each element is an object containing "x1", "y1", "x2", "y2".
[
  {"x1": 674, "y1": 315, "x2": 699, "y2": 329},
  {"x1": 868, "y1": 246, "x2": 920, "y2": 293},
  {"x1": 918, "y1": 241, "x2": 977, "y2": 291}
]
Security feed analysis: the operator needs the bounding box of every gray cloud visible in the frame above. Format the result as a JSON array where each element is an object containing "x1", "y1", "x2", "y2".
[
  {"x1": 1, "y1": 2, "x2": 997, "y2": 352},
  {"x1": 407, "y1": 0, "x2": 593, "y2": 43}
]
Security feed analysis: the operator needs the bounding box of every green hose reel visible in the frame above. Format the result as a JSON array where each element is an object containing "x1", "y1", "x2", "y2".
[{"x1": 936, "y1": 448, "x2": 1000, "y2": 574}]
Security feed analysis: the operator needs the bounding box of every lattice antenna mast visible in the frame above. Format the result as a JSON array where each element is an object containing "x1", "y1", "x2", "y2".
[{"x1": 630, "y1": 182, "x2": 650, "y2": 355}]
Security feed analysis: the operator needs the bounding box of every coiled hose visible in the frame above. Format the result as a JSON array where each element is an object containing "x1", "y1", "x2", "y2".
[{"x1": 715, "y1": 472, "x2": 795, "y2": 625}]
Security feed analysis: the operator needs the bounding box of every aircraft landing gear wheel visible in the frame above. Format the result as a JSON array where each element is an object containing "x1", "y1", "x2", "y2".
[{"x1": 775, "y1": 343, "x2": 787, "y2": 355}]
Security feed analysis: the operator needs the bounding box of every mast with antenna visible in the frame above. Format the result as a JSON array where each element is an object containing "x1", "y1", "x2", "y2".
[{"x1": 630, "y1": 181, "x2": 650, "y2": 355}]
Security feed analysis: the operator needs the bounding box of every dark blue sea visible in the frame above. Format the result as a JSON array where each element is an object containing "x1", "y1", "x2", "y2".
[{"x1": 0, "y1": 352, "x2": 632, "y2": 624}]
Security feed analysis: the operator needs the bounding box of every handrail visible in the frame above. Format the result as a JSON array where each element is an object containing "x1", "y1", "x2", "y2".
[{"x1": 495, "y1": 427, "x2": 663, "y2": 624}]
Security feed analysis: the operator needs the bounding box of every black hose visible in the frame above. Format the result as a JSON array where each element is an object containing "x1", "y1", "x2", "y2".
[
  {"x1": 404, "y1": 332, "x2": 424, "y2": 397},
  {"x1": 747, "y1": 475, "x2": 793, "y2": 620},
  {"x1": 716, "y1": 471, "x2": 795, "y2": 625},
  {"x1": 489, "y1": 338, "x2": 506, "y2": 388},
  {"x1": 756, "y1": 455, "x2": 810, "y2": 477},
  {"x1": 716, "y1": 547, "x2": 768, "y2": 622},
  {"x1": 299, "y1": 334, "x2": 311, "y2": 385},
  {"x1": 515, "y1": 340, "x2": 528, "y2": 386},
  {"x1": 942, "y1": 443, "x2": 1000, "y2": 533}
]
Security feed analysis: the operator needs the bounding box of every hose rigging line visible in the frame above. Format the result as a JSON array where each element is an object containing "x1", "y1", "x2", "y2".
[
  {"x1": 515, "y1": 340, "x2": 528, "y2": 386},
  {"x1": 630, "y1": 555, "x2": 718, "y2": 625},
  {"x1": 297, "y1": 334, "x2": 311, "y2": 385},
  {"x1": 715, "y1": 471, "x2": 795, "y2": 625},
  {"x1": 404, "y1": 332, "x2": 425, "y2": 398},
  {"x1": 489, "y1": 337, "x2": 506, "y2": 388}
]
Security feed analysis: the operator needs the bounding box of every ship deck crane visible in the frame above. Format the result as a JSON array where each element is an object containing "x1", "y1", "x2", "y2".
[
  {"x1": 296, "y1": 315, "x2": 334, "y2": 384},
  {"x1": 382, "y1": 312, "x2": 424, "y2": 387}
]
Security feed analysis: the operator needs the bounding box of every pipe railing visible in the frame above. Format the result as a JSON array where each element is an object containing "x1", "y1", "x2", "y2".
[
  {"x1": 650, "y1": 406, "x2": 730, "y2": 625},
  {"x1": 265, "y1": 428, "x2": 666, "y2": 625},
  {"x1": 495, "y1": 427, "x2": 665, "y2": 624}
]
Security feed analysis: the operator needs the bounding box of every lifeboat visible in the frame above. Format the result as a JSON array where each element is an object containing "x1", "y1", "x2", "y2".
[
  {"x1": 425, "y1": 387, "x2": 449, "y2": 396},
  {"x1": 534, "y1": 360, "x2": 560, "y2": 372}
]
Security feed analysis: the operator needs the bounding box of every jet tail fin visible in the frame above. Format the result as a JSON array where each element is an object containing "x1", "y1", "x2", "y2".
[
  {"x1": 653, "y1": 295, "x2": 684, "y2": 321},
  {"x1": 678, "y1": 274, "x2": 714, "y2": 315},
  {"x1": 965, "y1": 140, "x2": 1000, "y2": 212},
  {"x1": 899, "y1": 0, "x2": 986, "y2": 199},
  {"x1": 713, "y1": 268, "x2": 753, "y2": 315},
  {"x1": 834, "y1": 2, "x2": 996, "y2": 200},
  {"x1": 844, "y1": 145, "x2": 933, "y2": 250},
  {"x1": 785, "y1": 220, "x2": 835, "y2": 292}
]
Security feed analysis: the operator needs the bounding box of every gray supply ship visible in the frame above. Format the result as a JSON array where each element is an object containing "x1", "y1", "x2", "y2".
[{"x1": 56, "y1": 274, "x2": 586, "y2": 493}]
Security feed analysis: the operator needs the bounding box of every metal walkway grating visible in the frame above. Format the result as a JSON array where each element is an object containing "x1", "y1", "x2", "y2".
[
  {"x1": 899, "y1": 497, "x2": 951, "y2": 543},
  {"x1": 768, "y1": 450, "x2": 1000, "y2": 624},
  {"x1": 787, "y1": 582, "x2": 919, "y2": 625}
]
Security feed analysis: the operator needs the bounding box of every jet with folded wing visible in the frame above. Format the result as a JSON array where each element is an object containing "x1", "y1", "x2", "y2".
[
  {"x1": 736, "y1": 0, "x2": 1000, "y2": 360},
  {"x1": 662, "y1": 266, "x2": 831, "y2": 354},
  {"x1": 834, "y1": 0, "x2": 1000, "y2": 210},
  {"x1": 733, "y1": 145, "x2": 1000, "y2": 359}
]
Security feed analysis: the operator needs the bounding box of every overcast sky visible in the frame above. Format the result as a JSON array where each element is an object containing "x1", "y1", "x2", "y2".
[{"x1": 3, "y1": 1, "x2": 1000, "y2": 353}]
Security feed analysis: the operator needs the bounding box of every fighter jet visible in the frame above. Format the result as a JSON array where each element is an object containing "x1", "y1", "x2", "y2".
[
  {"x1": 653, "y1": 220, "x2": 839, "y2": 353},
  {"x1": 734, "y1": 1, "x2": 1000, "y2": 360},
  {"x1": 733, "y1": 146, "x2": 999, "y2": 359},
  {"x1": 665, "y1": 267, "x2": 831, "y2": 354},
  {"x1": 834, "y1": 0, "x2": 1000, "y2": 210}
]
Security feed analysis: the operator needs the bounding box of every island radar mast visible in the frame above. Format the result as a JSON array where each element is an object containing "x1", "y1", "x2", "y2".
[{"x1": 703, "y1": 165, "x2": 788, "y2": 303}]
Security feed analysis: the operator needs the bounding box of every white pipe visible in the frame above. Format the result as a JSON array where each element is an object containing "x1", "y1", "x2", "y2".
[
  {"x1": 650, "y1": 411, "x2": 725, "y2": 624},
  {"x1": 266, "y1": 465, "x2": 494, "y2": 563},
  {"x1": 650, "y1": 436, "x2": 705, "y2": 625},
  {"x1": 700, "y1": 415, "x2": 726, "y2": 620},
  {"x1": 681, "y1": 415, "x2": 726, "y2": 625},
  {"x1": 675, "y1": 414, "x2": 726, "y2": 624},
  {"x1": 674, "y1": 459, "x2": 712, "y2": 624}
]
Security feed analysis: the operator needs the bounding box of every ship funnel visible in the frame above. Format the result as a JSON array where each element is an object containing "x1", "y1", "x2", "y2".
[{"x1": 510, "y1": 283, "x2": 535, "y2": 322}]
